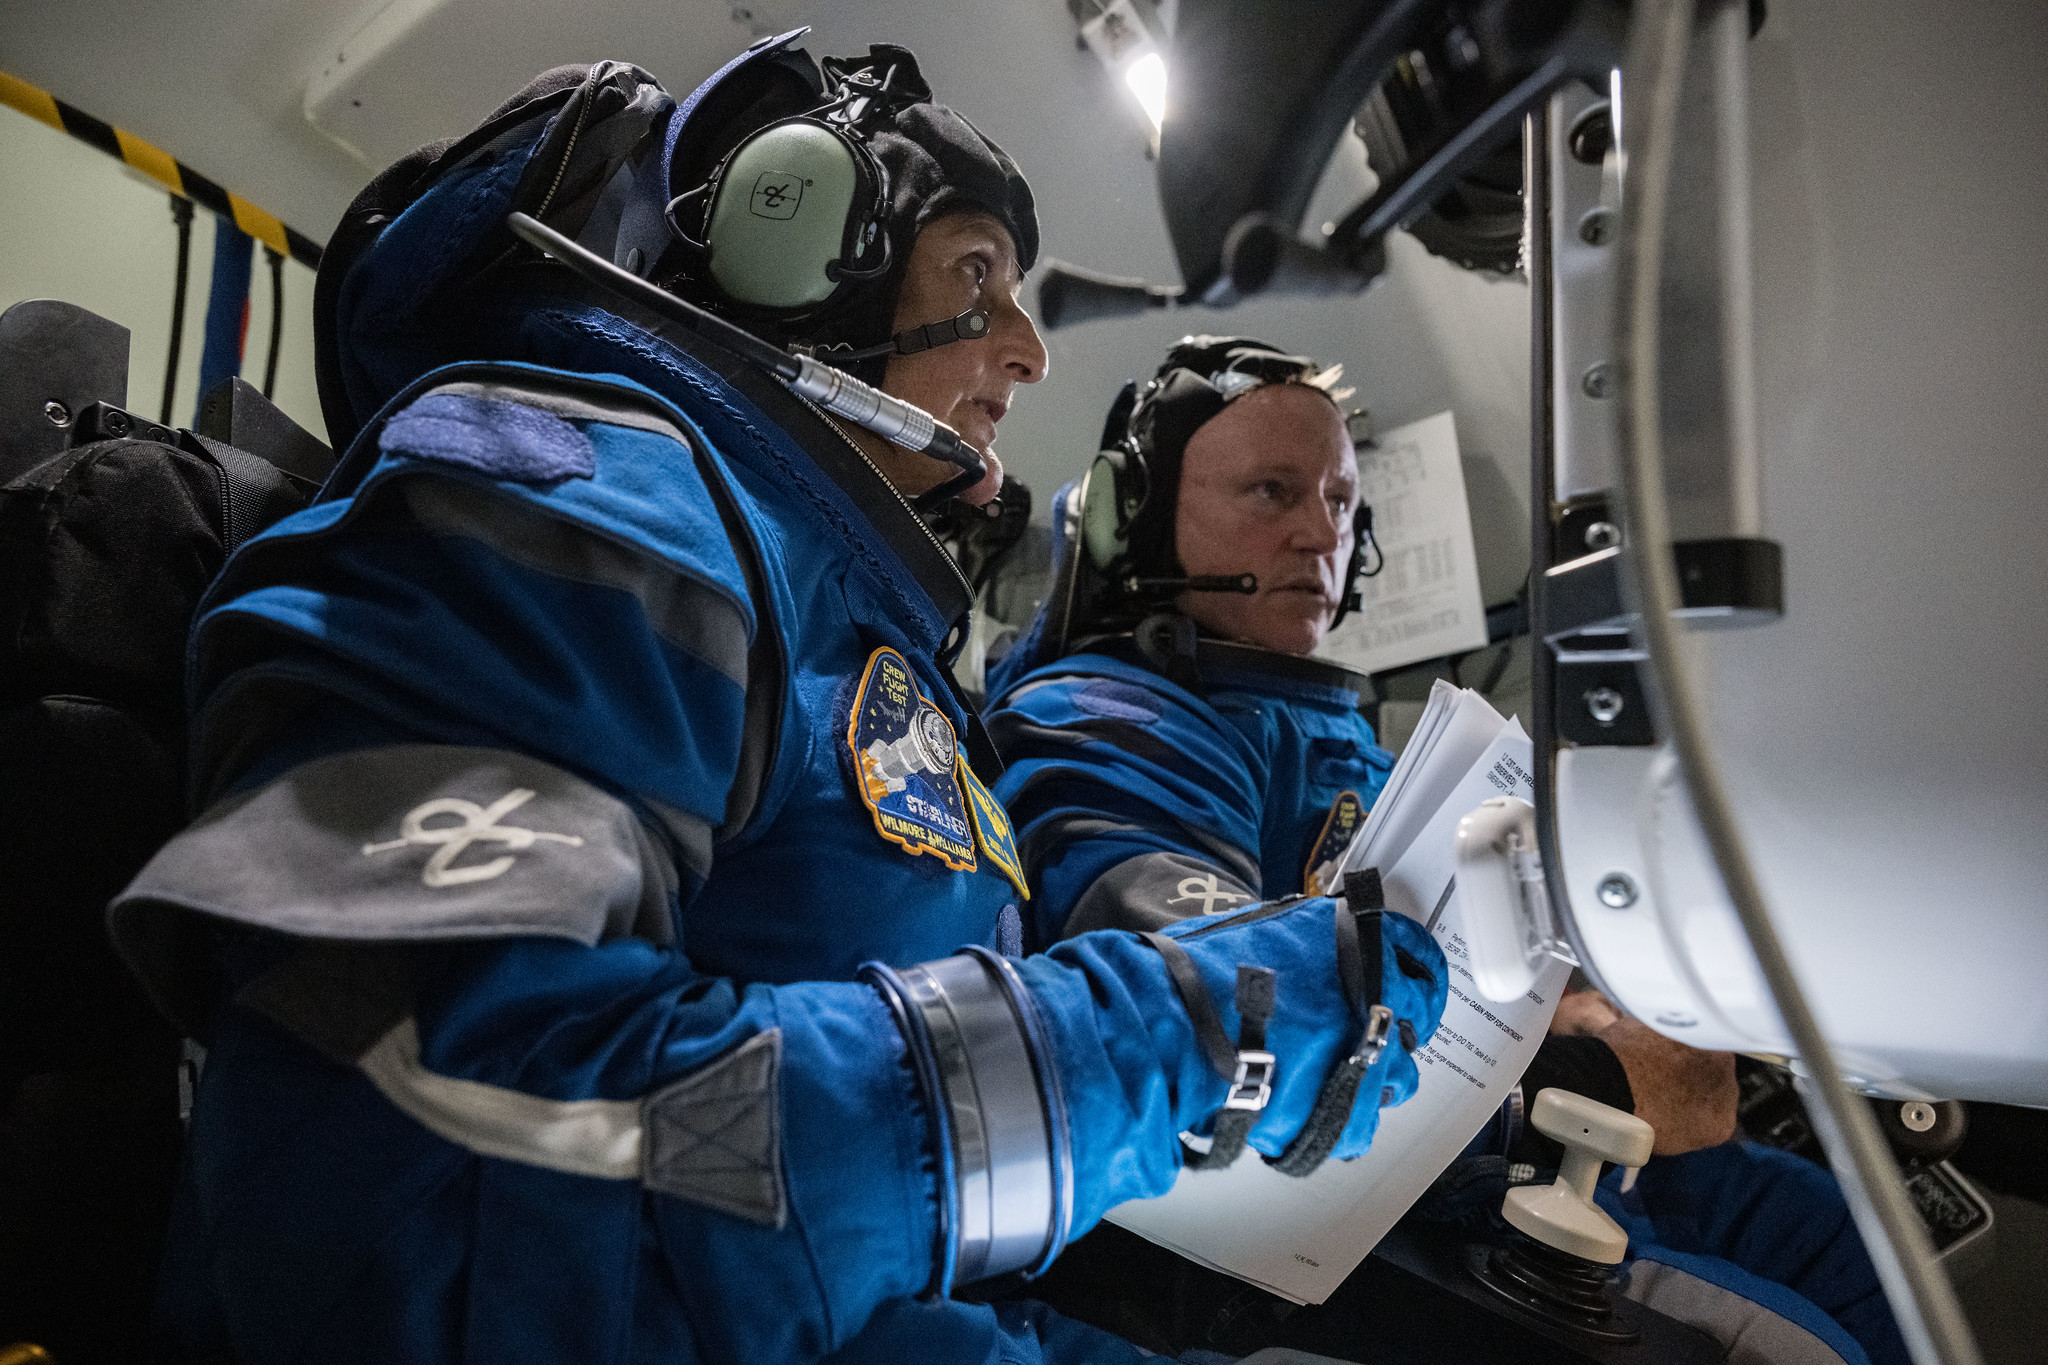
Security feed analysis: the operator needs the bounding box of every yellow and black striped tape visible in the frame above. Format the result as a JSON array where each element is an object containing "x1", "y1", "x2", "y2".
[{"x1": 0, "y1": 69, "x2": 323, "y2": 269}]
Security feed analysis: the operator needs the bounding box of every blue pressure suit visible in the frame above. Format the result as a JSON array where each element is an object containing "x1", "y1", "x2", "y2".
[
  {"x1": 987, "y1": 636, "x2": 1392, "y2": 954},
  {"x1": 986, "y1": 620, "x2": 1906, "y2": 1365},
  {"x1": 106, "y1": 52, "x2": 1448, "y2": 1365}
]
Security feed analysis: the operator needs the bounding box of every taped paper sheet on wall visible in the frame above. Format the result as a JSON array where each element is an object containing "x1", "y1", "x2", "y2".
[{"x1": 1317, "y1": 411, "x2": 1488, "y2": 675}]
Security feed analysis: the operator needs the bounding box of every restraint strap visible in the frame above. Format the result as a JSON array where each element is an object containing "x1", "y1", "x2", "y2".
[
  {"x1": 1185, "y1": 965, "x2": 1276, "y2": 1170},
  {"x1": 1268, "y1": 875, "x2": 1394, "y2": 1177},
  {"x1": 1140, "y1": 927, "x2": 1278, "y2": 1171}
]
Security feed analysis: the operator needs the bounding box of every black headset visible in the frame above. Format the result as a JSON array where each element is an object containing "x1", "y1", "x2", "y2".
[
  {"x1": 1078, "y1": 346, "x2": 1382, "y2": 624},
  {"x1": 664, "y1": 57, "x2": 911, "y2": 321},
  {"x1": 663, "y1": 54, "x2": 1001, "y2": 366}
]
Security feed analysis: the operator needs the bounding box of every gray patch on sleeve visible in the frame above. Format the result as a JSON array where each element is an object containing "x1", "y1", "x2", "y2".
[
  {"x1": 112, "y1": 745, "x2": 675, "y2": 1032},
  {"x1": 1065, "y1": 851, "x2": 1263, "y2": 939},
  {"x1": 1623, "y1": 1258, "x2": 1855, "y2": 1365},
  {"x1": 643, "y1": 1028, "x2": 786, "y2": 1228}
]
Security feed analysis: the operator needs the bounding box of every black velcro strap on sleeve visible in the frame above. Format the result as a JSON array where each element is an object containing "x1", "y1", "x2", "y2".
[
  {"x1": 1268, "y1": 908, "x2": 1387, "y2": 1178},
  {"x1": 1266, "y1": 1049, "x2": 1371, "y2": 1177},
  {"x1": 1334, "y1": 900, "x2": 1364, "y2": 1016},
  {"x1": 1358, "y1": 906, "x2": 1384, "y2": 1014},
  {"x1": 1194, "y1": 1104, "x2": 1257, "y2": 1170},
  {"x1": 1235, "y1": 964, "x2": 1273, "y2": 1049},
  {"x1": 1187, "y1": 965, "x2": 1278, "y2": 1172},
  {"x1": 1343, "y1": 866, "x2": 1385, "y2": 912},
  {"x1": 1139, "y1": 930, "x2": 1238, "y2": 1081}
]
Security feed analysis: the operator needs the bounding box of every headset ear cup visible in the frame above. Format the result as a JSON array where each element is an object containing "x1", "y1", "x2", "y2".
[
  {"x1": 1117, "y1": 443, "x2": 1150, "y2": 538},
  {"x1": 1081, "y1": 453, "x2": 1124, "y2": 571},
  {"x1": 698, "y1": 118, "x2": 875, "y2": 311}
]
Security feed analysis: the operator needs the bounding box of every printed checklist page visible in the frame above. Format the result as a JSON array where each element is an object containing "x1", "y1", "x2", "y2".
[
  {"x1": 1318, "y1": 411, "x2": 1489, "y2": 676},
  {"x1": 1104, "y1": 716, "x2": 1566, "y2": 1304}
]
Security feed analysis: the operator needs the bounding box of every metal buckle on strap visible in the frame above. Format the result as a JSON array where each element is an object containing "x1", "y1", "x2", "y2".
[
  {"x1": 1348, "y1": 1005, "x2": 1394, "y2": 1068},
  {"x1": 1225, "y1": 1049, "x2": 1277, "y2": 1111}
]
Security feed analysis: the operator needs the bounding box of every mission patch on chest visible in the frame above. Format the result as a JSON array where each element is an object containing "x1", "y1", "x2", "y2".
[
  {"x1": 847, "y1": 647, "x2": 978, "y2": 871},
  {"x1": 1303, "y1": 789, "x2": 1366, "y2": 897}
]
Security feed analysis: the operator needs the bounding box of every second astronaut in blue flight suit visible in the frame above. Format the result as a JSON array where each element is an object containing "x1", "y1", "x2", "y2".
[
  {"x1": 105, "y1": 42, "x2": 1449, "y2": 1365},
  {"x1": 986, "y1": 337, "x2": 1907, "y2": 1365}
]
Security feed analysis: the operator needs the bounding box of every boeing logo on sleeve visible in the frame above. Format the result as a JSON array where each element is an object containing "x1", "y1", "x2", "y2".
[
  {"x1": 1171, "y1": 873, "x2": 1250, "y2": 915},
  {"x1": 363, "y1": 789, "x2": 584, "y2": 888}
]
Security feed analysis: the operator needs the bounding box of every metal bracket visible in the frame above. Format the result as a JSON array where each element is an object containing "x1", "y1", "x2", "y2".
[{"x1": 1225, "y1": 1050, "x2": 1276, "y2": 1111}]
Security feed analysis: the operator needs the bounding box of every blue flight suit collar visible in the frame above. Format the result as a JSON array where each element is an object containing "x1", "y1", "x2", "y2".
[
  {"x1": 520, "y1": 276, "x2": 977, "y2": 660},
  {"x1": 1064, "y1": 619, "x2": 1371, "y2": 713}
]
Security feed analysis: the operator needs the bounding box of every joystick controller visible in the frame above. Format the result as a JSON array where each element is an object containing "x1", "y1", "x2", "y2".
[{"x1": 1467, "y1": 1088, "x2": 1656, "y2": 1345}]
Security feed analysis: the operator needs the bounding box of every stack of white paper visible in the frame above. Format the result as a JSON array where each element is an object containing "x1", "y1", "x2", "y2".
[
  {"x1": 1102, "y1": 685, "x2": 1569, "y2": 1305},
  {"x1": 1343, "y1": 680, "x2": 1517, "y2": 887}
]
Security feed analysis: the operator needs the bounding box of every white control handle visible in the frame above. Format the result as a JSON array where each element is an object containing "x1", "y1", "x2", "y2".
[{"x1": 1502, "y1": 1088, "x2": 1654, "y2": 1264}]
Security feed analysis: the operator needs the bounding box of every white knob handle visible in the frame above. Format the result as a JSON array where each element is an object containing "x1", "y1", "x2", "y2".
[{"x1": 1501, "y1": 1088, "x2": 1655, "y2": 1264}]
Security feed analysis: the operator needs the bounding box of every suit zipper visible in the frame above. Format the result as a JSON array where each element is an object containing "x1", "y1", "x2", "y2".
[
  {"x1": 805, "y1": 400, "x2": 974, "y2": 604},
  {"x1": 1172, "y1": 895, "x2": 1310, "y2": 941}
]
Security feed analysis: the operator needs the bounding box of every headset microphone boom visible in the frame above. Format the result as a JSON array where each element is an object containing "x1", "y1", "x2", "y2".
[{"x1": 505, "y1": 210, "x2": 990, "y2": 510}]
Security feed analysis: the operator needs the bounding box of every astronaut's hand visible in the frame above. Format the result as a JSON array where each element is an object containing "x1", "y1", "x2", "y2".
[
  {"x1": 1553, "y1": 989, "x2": 1737, "y2": 1156},
  {"x1": 1143, "y1": 897, "x2": 1449, "y2": 1168},
  {"x1": 1551, "y1": 987, "x2": 1626, "y2": 1037},
  {"x1": 868, "y1": 903, "x2": 1448, "y2": 1285}
]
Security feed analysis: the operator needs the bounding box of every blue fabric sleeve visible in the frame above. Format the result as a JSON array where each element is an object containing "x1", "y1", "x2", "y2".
[
  {"x1": 190, "y1": 425, "x2": 755, "y2": 821},
  {"x1": 187, "y1": 939, "x2": 943, "y2": 1364},
  {"x1": 1600, "y1": 1143, "x2": 1907, "y2": 1365},
  {"x1": 820, "y1": 1296, "x2": 1156, "y2": 1365},
  {"x1": 1021, "y1": 896, "x2": 1449, "y2": 1229},
  {"x1": 158, "y1": 449, "x2": 959, "y2": 1360},
  {"x1": 990, "y1": 663, "x2": 1266, "y2": 947}
]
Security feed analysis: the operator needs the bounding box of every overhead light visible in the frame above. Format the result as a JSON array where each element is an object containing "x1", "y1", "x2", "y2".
[
  {"x1": 1075, "y1": 0, "x2": 1167, "y2": 152},
  {"x1": 1124, "y1": 52, "x2": 1167, "y2": 134}
]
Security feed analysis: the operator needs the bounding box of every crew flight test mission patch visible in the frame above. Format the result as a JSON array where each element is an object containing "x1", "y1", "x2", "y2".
[{"x1": 847, "y1": 647, "x2": 978, "y2": 872}]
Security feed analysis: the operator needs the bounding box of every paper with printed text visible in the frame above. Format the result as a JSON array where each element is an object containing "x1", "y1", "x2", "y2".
[
  {"x1": 1103, "y1": 697, "x2": 1567, "y2": 1304},
  {"x1": 1318, "y1": 410, "x2": 1489, "y2": 675}
]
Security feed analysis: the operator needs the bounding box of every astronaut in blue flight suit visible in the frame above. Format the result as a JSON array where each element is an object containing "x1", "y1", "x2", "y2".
[
  {"x1": 984, "y1": 337, "x2": 1909, "y2": 1365},
  {"x1": 105, "y1": 42, "x2": 1451, "y2": 1365}
]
